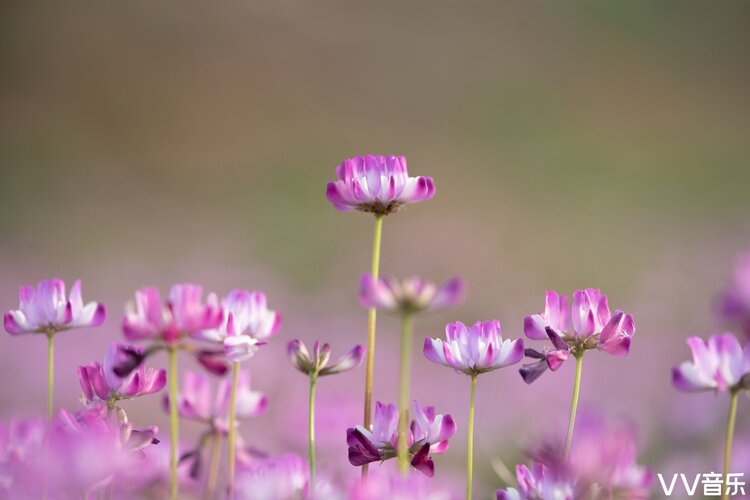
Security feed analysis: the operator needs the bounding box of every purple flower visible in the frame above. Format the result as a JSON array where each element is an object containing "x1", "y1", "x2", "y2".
[
  {"x1": 349, "y1": 471, "x2": 452, "y2": 499},
  {"x1": 326, "y1": 155, "x2": 435, "y2": 215},
  {"x1": 520, "y1": 289, "x2": 635, "y2": 383},
  {"x1": 718, "y1": 252, "x2": 750, "y2": 338},
  {"x1": 0, "y1": 418, "x2": 45, "y2": 492},
  {"x1": 4, "y1": 278, "x2": 106, "y2": 335},
  {"x1": 122, "y1": 284, "x2": 223, "y2": 345},
  {"x1": 672, "y1": 333, "x2": 750, "y2": 393},
  {"x1": 192, "y1": 289, "x2": 280, "y2": 363},
  {"x1": 423, "y1": 320, "x2": 524, "y2": 376},
  {"x1": 346, "y1": 400, "x2": 456, "y2": 477},
  {"x1": 359, "y1": 274, "x2": 465, "y2": 314},
  {"x1": 288, "y1": 339, "x2": 364, "y2": 378},
  {"x1": 236, "y1": 453, "x2": 307, "y2": 499},
  {"x1": 499, "y1": 412, "x2": 651, "y2": 499},
  {"x1": 78, "y1": 343, "x2": 166, "y2": 406},
  {"x1": 164, "y1": 371, "x2": 267, "y2": 433}
]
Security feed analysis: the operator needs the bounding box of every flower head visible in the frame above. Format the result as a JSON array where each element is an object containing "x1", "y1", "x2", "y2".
[
  {"x1": 346, "y1": 400, "x2": 456, "y2": 477},
  {"x1": 326, "y1": 155, "x2": 435, "y2": 215},
  {"x1": 122, "y1": 284, "x2": 222, "y2": 345},
  {"x1": 4, "y1": 279, "x2": 106, "y2": 336},
  {"x1": 359, "y1": 274, "x2": 465, "y2": 314},
  {"x1": 672, "y1": 333, "x2": 750, "y2": 393},
  {"x1": 78, "y1": 343, "x2": 166, "y2": 407},
  {"x1": 423, "y1": 320, "x2": 524, "y2": 377},
  {"x1": 192, "y1": 289, "x2": 280, "y2": 364},
  {"x1": 164, "y1": 370, "x2": 267, "y2": 433},
  {"x1": 236, "y1": 454, "x2": 307, "y2": 499},
  {"x1": 718, "y1": 252, "x2": 750, "y2": 338},
  {"x1": 519, "y1": 289, "x2": 635, "y2": 383},
  {"x1": 288, "y1": 339, "x2": 364, "y2": 378}
]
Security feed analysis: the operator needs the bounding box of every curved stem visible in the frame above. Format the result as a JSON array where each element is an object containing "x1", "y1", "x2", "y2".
[
  {"x1": 466, "y1": 375, "x2": 478, "y2": 500},
  {"x1": 167, "y1": 346, "x2": 179, "y2": 500},
  {"x1": 397, "y1": 312, "x2": 414, "y2": 475},
  {"x1": 362, "y1": 213, "x2": 384, "y2": 479},
  {"x1": 563, "y1": 353, "x2": 584, "y2": 462},
  {"x1": 227, "y1": 361, "x2": 240, "y2": 499},
  {"x1": 206, "y1": 431, "x2": 222, "y2": 498},
  {"x1": 308, "y1": 376, "x2": 318, "y2": 494},
  {"x1": 722, "y1": 390, "x2": 739, "y2": 500},
  {"x1": 46, "y1": 333, "x2": 54, "y2": 422}
]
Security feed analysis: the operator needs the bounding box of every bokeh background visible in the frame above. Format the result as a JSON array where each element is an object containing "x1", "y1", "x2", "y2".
[{"x1": 2, "y1": 1, "x2": 750, "y2": 497}]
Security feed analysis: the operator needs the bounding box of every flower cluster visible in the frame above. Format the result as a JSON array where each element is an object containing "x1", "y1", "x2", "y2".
[{"x1": 347, "y1": 400, "x2": 456, "y2": 477}]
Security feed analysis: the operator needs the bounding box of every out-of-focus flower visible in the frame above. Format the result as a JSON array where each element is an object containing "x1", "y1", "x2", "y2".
[
  {"x1": 236, "y1": 453, "x2": 308, "y2": 499},
  {"x1": 499, "y1": 412, "x2": 652, "y2": 499},
  {"x1": 349, "y1": 471, "x2": 453, "y2": 500},
  {"x1": 78, "y1": 343, "x2": 166, "y2": 407},
  {"x1": 496, "y1": 463, "x2": 575, "y2": 500},
  {"x1": 326, "y1": 155, "x2": 435, "y2": 215},
  {"x1": 672, "y1": 333, "x2": 750, "y2": 393},
  {"x1": 122, "y1": 284, "x2": 222, "y2": 345},
  {"x1": 0, "y1": 418, "x2": 45, "y2": 492},
  {"x1": 288, "y1": 339, "x2": 364, "y2": 378},
  {"x1": 164, "y1": 371, "x2": 267, "y2": 433},
  {"x1": 346, "y1": 400, "x2": 456, "y2": 477},
  {"x1": 520, "y1": 289, "x2": 635, "y2": 383},
  {"x1": 359, "y1": 274, "x2": 465, "y2": 314},
  {"x1": 4, "y1": 278, "x2": 106, "y2": 335},
  {"x1": 718, "y1": 252, "x2": 750, "y2": 338},
  {"x1": 423, "y1": 320, "x2": 524, "y2": 376},
  {"x1": 192, "y1": 290, "x2": 280, "y2": 370}
]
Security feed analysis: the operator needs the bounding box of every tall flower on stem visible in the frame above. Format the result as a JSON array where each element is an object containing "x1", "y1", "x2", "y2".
[
  {"x1": 520, "y1": 289, "x2": 635, "y2": 461},
  {"x1": 4, "y1": 279, "x2": 106, "y2": 420},
  {"x1": 347, "y1": 400, "x2": 456, "y2": 477},
  {"x1": 192, "y1": 289, "x2": 279, "y2": 498},
  {"x1": 360, "y1": 273, "x2": 464, "y2": 475},
  {"x1": 672, "y1": 333, "x2": 750, "y2": 500},
  {"x1": 164, "y1": 370, "x2": 267, "y2": 495},
  {"x1": 120, "y1": 284, "x2": 222, "y2": 500},
  {"x1": 327, "y1": 154, "x2": 435, "y2": 477},
  {"x1": 289, "y1": 339, "x2": 363, "y2": 493},
  {"x1": 424, "y1": 320, "x2": 524, "y2": 499}
]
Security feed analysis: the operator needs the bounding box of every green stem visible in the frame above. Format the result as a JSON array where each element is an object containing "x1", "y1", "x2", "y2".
[
  {"x1": 466, "y1": 375, "x2": 478, "y2": 500},
  {"x1": 563, "y1": 353, "x2": 584, "y2": 462},
  {"x1": 397, "y1": 312, "x2": 414, "y2": 475},
  {"x1": 167, "y1": 347, "x2": 179, "y2": 500},
  {"x1": 206, "y1": 431, "x2": 222, "y2": 498},
  {"x1": 308, "y1": 376, "x2": 318, "y2": 494},
  {"x1": 46, "y1": 333, "x2": 54, "y2": 422},
  {"x1": 722, "y1": 390, "x2": 739, "y2": 500},
  {"x1": 228, "y1": 361, "x2": 240, "y2": 499},
  {"x1": 362, "y1": 213, "x2": 384, "y2": 479}
]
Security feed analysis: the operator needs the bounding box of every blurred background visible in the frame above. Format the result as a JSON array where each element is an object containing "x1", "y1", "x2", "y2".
[{"x1": 1, "y1": 1, "x2": 750, "y2": 496}]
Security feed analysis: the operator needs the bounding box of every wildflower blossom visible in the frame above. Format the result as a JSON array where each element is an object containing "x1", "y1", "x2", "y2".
[
  {"x1": 4, "y1": 278, "x2": 105, "y2": 335},
  {"x1": 236, "y1": 453, "x2": 308, "y2": 499},
  {"x1": 78, "y1": 343, "x2": 166, "y2": 407},
  {"x1": 288, "y1": 339, "x2": 364, "y2": 378},
  {"x1": 423, "y1": 320, "x2": 524, "y2": 376},
  {"x1": 520, "y1": 289, "x2": 635, "y2": 383},
  {"x1": 326, "y1": 155, "x2": 435, "y2": 215},
  {"x1": 359, "y1": 274, "x2": 465, "y2": 314},
  {"x1": 672, "y1": 333, "x2": 750, "y2": 393},
  {"x1": 346, "y1": 400, "x2": 456, "y2": 477}
]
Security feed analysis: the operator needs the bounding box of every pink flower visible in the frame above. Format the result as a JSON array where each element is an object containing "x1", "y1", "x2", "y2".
[
  {"x1": 122, "y1": 284, "x2": 222, "y2": 345},
  {"x1": 672, "y1": 333, "x2": 750, "y2": 393},
  {"x1": 288, "y1": 339, "x2": 364, "y2": 378},
  {"x1": 349, "y1": 471, "x2": 452, "y2": 499},
  {"x1": 423, "y1": 320, "x2": 524, "y2": 376},
  {"x1": 520, "y1": 289, "x2": 635, "y2": 383},
  {"x1": 0, "y1": 418, "x2": 45, "y2": 492},
  {"x1": 78, "y1": 343, "x2": 166, "y2": 405},
  {"x1": 192, "y1": 289, "x2": 280, "y2": 364},
  {"x1": 346, "y1": 400, "x2": 456, "y2": 477},
  {"x1": 326, "y1": 155, "x2": 435, "y2": 215},
  {"x1": 236, "y1": 454, "x2": 307, "y2": 499},
  {"x1": 718, "y1": 251, "x2": 750, "y2": 338},
  {"x1": 359, "y1": 274, "x2": 465, "y2": 314},
  {"x1": 4, "y1": 278, "x2": 106, "y2": 335},
  {"x1": 163, "y1": 371, "x2": 267, "y2": 433}
]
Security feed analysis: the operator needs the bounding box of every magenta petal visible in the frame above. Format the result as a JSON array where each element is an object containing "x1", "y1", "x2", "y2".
[
  {"x1": 524, "y1": 315, "x2": 548, "y2": 340},
  {"x1": 410, "y1": 443, "x2": 435, "y2": 477},
  {"x1": 346, "y1": 428, "x2": 381, "y2": 466},
  {"x1": 197, "y1": 350, "x2": 230, "y2": 377},
  {"x1": 519, "y1": 360, "x2": 548, "y2": 384},
  {"x1": 546, "y1": 350, "x2": 569, "y2": 371}
]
